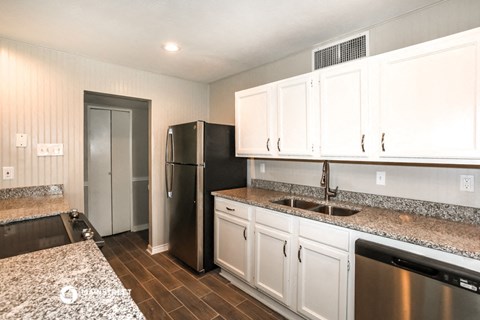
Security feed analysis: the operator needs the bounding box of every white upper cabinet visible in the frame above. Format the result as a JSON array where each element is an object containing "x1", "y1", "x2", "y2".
[
  {"x1": 375, "y1": 31, "x2": 480, "y2": 162},
  {"x1": 277, "y1": 74, "x2": 317, "y2": 156},
  {"x1": 235, "y1": 73, "x2": 319, "y2": 158},
  {"x1": 235, "y1": 85, "x2": 275, "y2": 156},
  {"x1": 319, "y1": 60, "x2": 369, "y2": 158},
  {"x1": 235, "y1": 27, "x2": 480, "y2": 164}
]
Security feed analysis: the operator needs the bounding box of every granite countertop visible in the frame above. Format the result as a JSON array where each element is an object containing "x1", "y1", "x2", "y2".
[
  {"x1": 212, "y1": 187, "x2": 480, "y2": 260},
  {"x1": 0, "y1": 195, "x2": 70, "y2": 224},
  {"x1": 0, "y1": 240, "x2": 144, "y2": 319}
]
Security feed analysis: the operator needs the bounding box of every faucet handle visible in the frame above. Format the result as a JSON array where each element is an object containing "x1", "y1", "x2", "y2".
[{"x1": 333, "y1": 186, "x2": 338, "y2": 195}]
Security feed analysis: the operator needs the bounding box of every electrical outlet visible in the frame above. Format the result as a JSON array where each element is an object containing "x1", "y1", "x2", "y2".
[
  {"x1": 3, "y1": 167, "x2": 14, "y2": 180},
  {"x1": 460, "y1": 175, "x2": 474, "y2": 192},
  {"x1": 376, "y1": 171, "x2": 386, "y2": 186}
]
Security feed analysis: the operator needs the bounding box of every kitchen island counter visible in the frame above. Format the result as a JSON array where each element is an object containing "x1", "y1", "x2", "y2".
[
  {"x1": 0, "y1": 240, "x2": 144, "y2": 319},
  {"x1": 213, "y1": 187, "x2": 480, "y2": 261}
]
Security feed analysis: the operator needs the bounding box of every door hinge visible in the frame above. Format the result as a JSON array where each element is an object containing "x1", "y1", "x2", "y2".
[
  {"x1": 310, "y1": 79, "x2": 313, "y2": 87},
  {"x1": 347, "y1": 260, "x2": 351, "y2": 272}
]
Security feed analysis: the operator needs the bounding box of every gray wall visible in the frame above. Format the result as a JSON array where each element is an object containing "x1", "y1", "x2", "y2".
[
  {"x1": 84, "y1": 92, "x2": 150, "y2": 229},
  {"x1": 209, "y1": 0, "x2": 480, "y2": 208}
]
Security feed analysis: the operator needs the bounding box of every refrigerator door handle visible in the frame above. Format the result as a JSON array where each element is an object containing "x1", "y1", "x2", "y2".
[
  {"x1": 166, "y1": 128, "x2": 174, "y2": 163},
  {"x1": 165, "y1": 164, "x2": 173, "y2": 198}
]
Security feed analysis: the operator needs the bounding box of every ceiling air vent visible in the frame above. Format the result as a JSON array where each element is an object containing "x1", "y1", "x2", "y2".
[{"x1": 313, "y1": 32, "x2": 369, "y2": 70}]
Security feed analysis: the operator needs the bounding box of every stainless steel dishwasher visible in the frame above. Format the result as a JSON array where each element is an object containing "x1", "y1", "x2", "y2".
[{"x1": 355, "y1": 239, "x2": 480, "y2": 320}]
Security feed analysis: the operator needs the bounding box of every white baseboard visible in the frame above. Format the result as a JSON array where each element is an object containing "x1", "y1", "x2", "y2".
[
  {"x1": 147, "y1": 243, "x2": 169, "y2": 255},
  {"x1": 131, "y1": 223, "x2": 149, "y2": 232},
  {"x1": 219, "y1": 270, "x2": 303, "y2": 320}
]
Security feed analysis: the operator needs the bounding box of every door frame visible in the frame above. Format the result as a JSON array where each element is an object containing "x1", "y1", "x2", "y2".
[{"x1": 86, "y1": 104, "x2": 134, "y2": 234}]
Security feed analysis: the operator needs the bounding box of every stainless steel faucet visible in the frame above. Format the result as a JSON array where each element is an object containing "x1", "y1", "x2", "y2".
[{"x1": 320, "y1": 161, "x2": 338, "y2": 202}]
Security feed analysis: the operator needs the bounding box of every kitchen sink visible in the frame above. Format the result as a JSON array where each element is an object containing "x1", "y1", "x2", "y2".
[
  {"x1": 270, "y1": 198, "x2": 360, "y2": 216},
  {"x1": 270, "y1": 198, "x2": 320, "y2": 210},
  {"x1": 310, "y1": 205, "x2": 359, "y2": 216}
]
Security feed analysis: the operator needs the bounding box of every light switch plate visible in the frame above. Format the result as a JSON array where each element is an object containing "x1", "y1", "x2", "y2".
[
  {"x1": 376, "y1": 171, "x2": 386, "y2": 186},
  {"x1": 16, "y1": 134, "x2": 28, "y2": 147},
  {"x1": 49, "y1": 144, "x2": 64, "y2": 156},
  {"x1": 37, "y1": 144, "x2": 49, "y2": 156},
  {"x1": 3, "y1": 167, "x2": 14, "y2": 180}
]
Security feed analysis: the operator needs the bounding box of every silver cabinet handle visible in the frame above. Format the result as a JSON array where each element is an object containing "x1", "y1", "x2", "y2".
[
  {"x1": 283, "y1": 240, "x2": 287, "y2": 257},
  {"x1": 277, "y1": 138, "x2": 281, "y2": 152},
  {"x1": 266, "y1": 138, "x2": 270, "y2": 151},
  {"x1": 381, "y1": 132, "x2": 386, "y2": 152},
  {"x1": 226, "y1": 207, "x2": 235, "y2": 211},
  {"x1": 243, "y1": 227, "x2": 247, "y2": 240},
  {"x1": 361, "y1": 134, "x2": 365, "y2": 153},
  {"x1": 298, "y1": 245, "x2": 302, "y2": 262}
]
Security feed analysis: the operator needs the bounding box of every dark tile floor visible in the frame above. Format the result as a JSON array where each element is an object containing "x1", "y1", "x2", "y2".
[{"x1": 102, "y1": 231, "x2": 286, "y2": 320}]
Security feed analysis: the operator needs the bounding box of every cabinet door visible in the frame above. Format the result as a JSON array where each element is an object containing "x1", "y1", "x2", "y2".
[
  {"x1": 235, "y1": 85, "x2": 275, "y2": 156},
  {"x1": 377, "y1": 36, "x2": 480, "y2": 160},
  {"x1": 320, "y1": 60, "x2": 369, "y2": 158},
  {"x1": 277, "y1": 74, "x2": 316, "y2": 156},
  {"x1": 254, "y1": 224, "x2": 293, "y2": 306},
  {"x1": 297, "y1": 238, "x2": 349, "y2": 320},
  {"x1": 214, "y1": 211, "x2": 252, "y2": 283}
]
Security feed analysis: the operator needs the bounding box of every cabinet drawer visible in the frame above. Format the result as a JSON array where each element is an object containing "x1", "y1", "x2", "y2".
[
  {"x1": 255, "y1": 208, "x2": 294, "y2": 233},
  {"x1": 299, "y1": 219, "x2": 349, "y2": 251},
  {"x1": 215, "y1": 198, "x2": 251, "y2": 220}
]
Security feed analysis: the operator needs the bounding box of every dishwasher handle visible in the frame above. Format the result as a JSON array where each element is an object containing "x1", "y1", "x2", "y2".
[{"x1": 392, "y1": 257, "x2": 439, "y2": 277}]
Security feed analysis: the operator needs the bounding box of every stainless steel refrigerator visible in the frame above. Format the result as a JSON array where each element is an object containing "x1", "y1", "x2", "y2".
[{"x1": 165, "y1": 121, "x2": 246, "y2": 272}]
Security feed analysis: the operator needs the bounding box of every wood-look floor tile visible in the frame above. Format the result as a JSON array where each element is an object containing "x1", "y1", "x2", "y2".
[
  {"x1": 108, "y1": 257, "x2": 130, "y2": 277},
  {"x1": 237, "y1": 300, "x2": 285, "y2": 320},
  {"x1": 172, "y1": 269, "x2": 211, "y2": 298},
  {"x1": 101, "y1": 246, "x2": 116, "y2": 260},
  {"x1": 225, "y1": 284, "x2": 280, "y2": 316},
  {"x1": 119, "y1": 237, "x2": 139, "y2": 251},
  {"x1": 168, "y1": 306, "x2": 198, "y2": 320},
  {"x1": 143, "y1": 279, "x2": 182, "y2": 312},
  {"x1": 137, "y1": 298, "x2": 172, "y2": 320},
  {"x1": 151, "y1": 253, "x2": 181, "y2": 273},
  {"x1": 171, "y1": 286, "x2": 217, "y2": 320},
  {"x1": 147, "y1": 265, "x2": 182, "y2": 291},
  {"x1": 212, "y1": 316, "x2": 226, "y2": 320},
  {"x1": 110, "y1": 244, "x2": 135, "y2": 262},
  {"x1": 202, "y1": 292, "x2": 251, "y2": 320},
  {"x1": 119, "y1": 274, "x2": 151, "y2": 304},
  {"x1": 124, "y1": 259, "x2": 154, "y2": 283},
  {"x1": 131, "y1": 249, "x2": 157, "y2": 268},
  {"x1": 200, "y1": 275, "x2": 246, "y2": 306}
]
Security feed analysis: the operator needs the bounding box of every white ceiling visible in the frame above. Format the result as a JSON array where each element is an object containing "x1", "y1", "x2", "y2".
[{"x1": 0, "y1": 0, "x2": 441, "y2": 83}]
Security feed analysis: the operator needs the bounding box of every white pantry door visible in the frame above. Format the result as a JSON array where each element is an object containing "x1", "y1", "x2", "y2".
[{"x1": 88, "y1": 107, "x2": 132, "y2": 236}]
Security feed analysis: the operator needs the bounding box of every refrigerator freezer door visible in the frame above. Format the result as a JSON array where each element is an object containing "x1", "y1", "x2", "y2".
[
  {"x1": 168, "y1": 121, "x2": 204, "y2": 165},
  {"x1": 167, "y1": 163, "x2": 204, "y2": 271}
]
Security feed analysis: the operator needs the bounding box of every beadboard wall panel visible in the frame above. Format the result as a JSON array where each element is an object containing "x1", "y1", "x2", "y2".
[{"x1": 0, "y1": 37, "x2": 209, "y2": 247}]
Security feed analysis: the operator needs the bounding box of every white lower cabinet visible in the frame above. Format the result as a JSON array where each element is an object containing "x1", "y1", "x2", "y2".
[
  {"x1": 214, "y1": 199, "x2": 253, "y2": 284},
  {"x1": 255, "y1": 209, "x2": 294, "y2": 306},
  {"x1": 214, "y1": 197, "x2": 351, "y2": 320},
  {"x1": 297, "y1": 238, "x2": 349, "y2": 320}
]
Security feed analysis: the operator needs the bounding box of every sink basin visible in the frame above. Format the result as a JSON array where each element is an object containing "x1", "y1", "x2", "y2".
[
  {"x1": 271, "y1": 198, "x2": 360, "y2": 216},
  {"x1": 310, "y1": 205, "x2": 359, "y2": 216},
  {"x1": 271, "y1": 198, "x2": 319, "y2": 210}
]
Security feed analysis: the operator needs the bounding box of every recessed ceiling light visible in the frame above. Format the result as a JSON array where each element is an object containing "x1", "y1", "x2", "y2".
[{"x1": 163, "y1": 42, "x2": 180, "y2": 52}]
